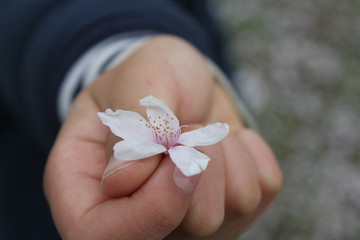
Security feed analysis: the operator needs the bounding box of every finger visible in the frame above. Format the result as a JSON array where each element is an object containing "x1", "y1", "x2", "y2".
[
  {"x1": 238, "y1": 129, "x2": 283, "y2": 201},
  {"x1": 221, "y1": 132, "x2": 262, "y2": 218},
  {"x1": 76, "y1": 156, "x2": 201, "y2": 239},
  {"x1": 102, "y1": 132, "x2": 161, "y2": 198},
  {"x1": 101, "y1": 154, "x2": 162, "y2": 198},
  {"x1": 44, "y1": 90, "x2": 110, "y2": 236},
  {"x1": 214, "y1": 130, "x2": 283, "y2": 239},
  {"x1": 172, "y1": 124, "x2": 226, "y2": 237},
  {"x1": 206, "y1": 84, "x2": 245, "y2": 131},
  {"x1": 176, "y1": 143, "x2": 226, "y2": 238}
]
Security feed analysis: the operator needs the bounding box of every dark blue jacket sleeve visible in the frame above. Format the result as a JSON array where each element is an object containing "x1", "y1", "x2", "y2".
[{"x1": 0, "y1": 0, "x2": 224, "y2": 151}]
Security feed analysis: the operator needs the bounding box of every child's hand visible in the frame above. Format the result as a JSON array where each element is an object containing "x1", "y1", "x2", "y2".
[{"x1": 44, "y1": 35, "x2": 282, "y2": 239}]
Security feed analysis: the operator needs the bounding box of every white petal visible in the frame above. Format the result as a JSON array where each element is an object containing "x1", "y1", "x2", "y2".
[
  {"x1": 97, "y1": 109, "x2": 154, "y2": 141},
  {"x1": 168, "y1": 146, "x2": 210, "y2": 177},
  {"x1": 113, "y1": 139, "x2": 166, "y2": 161},
  {"x1": 139, "y1": 95, "x2": 180, "y2": 132},
  {"x1": 178, "y1": 123, "x2": 229, "y2": 147}
]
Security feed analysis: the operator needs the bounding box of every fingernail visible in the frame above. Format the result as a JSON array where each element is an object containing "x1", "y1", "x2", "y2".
[
  {"x1": 101, "y1": 156, "x2": 136, "y2": 184},
  {"x1": 172, "y1": 167, "x2": 201, "y2": 193}
]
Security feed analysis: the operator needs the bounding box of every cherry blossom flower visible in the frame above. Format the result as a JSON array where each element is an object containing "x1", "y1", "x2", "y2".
[{"x1": 98, "y1": 95, "x2": 229, "y2": 177}]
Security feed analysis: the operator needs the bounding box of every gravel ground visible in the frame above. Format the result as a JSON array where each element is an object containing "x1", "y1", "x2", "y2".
[{"x1": 213, "y1": 0, "x2": 360, "y2": 239}]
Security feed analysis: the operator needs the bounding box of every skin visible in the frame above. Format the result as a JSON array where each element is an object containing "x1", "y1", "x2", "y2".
[{"x1": 44, "y1": 35, "x2": 283, "y2": 239}]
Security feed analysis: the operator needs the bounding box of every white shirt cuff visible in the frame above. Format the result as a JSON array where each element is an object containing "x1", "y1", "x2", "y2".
[{"x1": 58, "y1": 31, "x2": 155, "y2": 119}]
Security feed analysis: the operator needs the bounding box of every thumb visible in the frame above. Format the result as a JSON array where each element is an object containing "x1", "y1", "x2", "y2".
[
  {"x1": 101, "y1": 133, "x2": 162, "y2": 198},
  {"x1": 90, "y1": 155, "x2": 201, "y2": 240}
]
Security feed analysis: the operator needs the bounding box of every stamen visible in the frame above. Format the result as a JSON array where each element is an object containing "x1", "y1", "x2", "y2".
[{"x1": 150, "y1": 114, "x2": 181, "y2": 149}]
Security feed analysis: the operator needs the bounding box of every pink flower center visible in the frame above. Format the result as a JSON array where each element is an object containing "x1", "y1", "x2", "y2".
[{"x1": 144, "y1": 115, "x2": 181, "y2": 150}]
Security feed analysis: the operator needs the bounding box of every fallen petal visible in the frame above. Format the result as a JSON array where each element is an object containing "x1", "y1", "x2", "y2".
[
  {"x1": 168, "y1": 146, "x2": 210, "y2": 177},
  {"x1": 113, "y1": 139, "x2": 166, "y2": 161},
  {"x1": 178, "y1": 123, "x2": 229, "y2": 147}
]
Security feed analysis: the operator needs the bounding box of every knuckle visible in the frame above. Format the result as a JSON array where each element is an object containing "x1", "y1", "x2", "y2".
[
  {"x1": 183, "y1": 205, "x2": 224, "y2": 237},
  {"x1": 230, "y1": 182, "x2": 262, "y2": 216},
  {"x1": 261, "y1": 166, "x2": 284, "y2": 198},
  {"x1": 152, "y1": 201, "x2": 182, "y2": 232}
]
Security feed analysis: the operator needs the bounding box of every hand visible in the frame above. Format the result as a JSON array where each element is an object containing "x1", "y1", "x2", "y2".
[{"x1": 44, "y1": 35, "x2": 282, "y2": 239}]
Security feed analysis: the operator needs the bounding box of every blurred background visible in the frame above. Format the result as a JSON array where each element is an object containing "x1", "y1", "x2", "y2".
[{"x1": 213, "y1": 0, "x2": 360, "y2": 239}]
